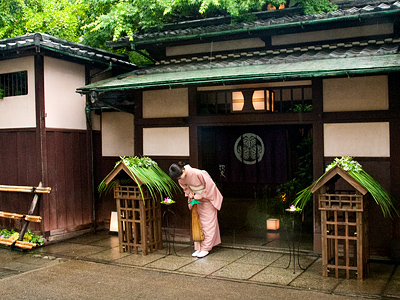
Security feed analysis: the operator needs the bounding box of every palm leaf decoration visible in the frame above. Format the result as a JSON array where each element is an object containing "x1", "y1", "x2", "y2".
[
  {"x1": 292, "y1": 157, "x2": 398, "y2": 218},
  {"x1": 98, "y1": 156, "x2": 180, "y2": 202}
]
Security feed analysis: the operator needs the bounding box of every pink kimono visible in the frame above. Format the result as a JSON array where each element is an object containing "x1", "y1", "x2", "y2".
[{"x1": 178, "y1": 165, "x2": 223, "y2": 251}]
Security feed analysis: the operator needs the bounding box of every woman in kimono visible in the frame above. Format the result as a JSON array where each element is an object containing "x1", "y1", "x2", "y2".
[{"x1": 169, "y1": 163, "x2": 223, "y2": 258}]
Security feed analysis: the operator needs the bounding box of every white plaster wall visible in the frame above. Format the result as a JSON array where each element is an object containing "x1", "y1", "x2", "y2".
[
  {"x1": 143, "y1": 88, "x2": 189, "y2": 118},
  {"x1": 166, "y1": 38, "x2": 265, "y2": 56},
  {"x1": 44, "y1": 57, "x2": 87, "y2": 129},
  {"x1": 272, "y1": 23, "x2": 393, "y2": 46},
  {"x1": 0, "y1": 57, "x2": 36, "y2": 128},
  {"x1": 143, "y1": 127, "x2": 190, "y2": 156},
  {"x1": 91, "y1": 111, "x2": 101, "y2": 131},
  {"x1": 323, "y1": 76, "x2": 388, "y2": 112},
  {"x1": 324, "y1": 122, "x2": 390, "y2": 157},
  {"x1": 102, "y1": 112, "x2": 134, "y2": 157}
]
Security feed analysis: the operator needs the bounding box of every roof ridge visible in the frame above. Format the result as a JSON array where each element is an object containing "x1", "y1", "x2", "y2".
[
  {"x1": 124, "y1": 1, "x2": 400, "y2": 46},
  {"x1": 0, "y1": 33, "x2": 136, "y2": 69}
]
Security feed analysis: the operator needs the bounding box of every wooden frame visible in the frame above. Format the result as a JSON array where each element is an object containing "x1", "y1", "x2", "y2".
[
  {"x1": 314, "y1": 168, "x2": 370, "y2": 280},
  {"x1": 114, "y1": 183, "x2": 162, "y2": 255}
]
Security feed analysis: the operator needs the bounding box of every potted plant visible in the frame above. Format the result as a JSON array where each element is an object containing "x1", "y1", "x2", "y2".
[{"x1": 0, "y1": 88, "x2": 4, "y2": 99}]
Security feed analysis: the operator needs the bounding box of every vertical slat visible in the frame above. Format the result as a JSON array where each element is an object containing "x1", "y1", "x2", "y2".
[
  {"x1": 345, "y1": 212, "x2": 350, "y2": 279},
  {"x1": 334, "y1": 211, "x2": 339, "y2": 278},
  {"x1": 140, "y1": 199, "x2": 148, "y2": 255},
  {"x1": 357, "y1": 211, "x2": 363, "y2": 280},
  {"x1": 321, "y1": 209, "x2": 328, "y2": 277}
]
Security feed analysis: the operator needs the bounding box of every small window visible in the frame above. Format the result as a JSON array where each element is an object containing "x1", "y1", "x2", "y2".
[
  {"x1": 0, "y1": 71, "x2": 28, "y2": 97},
  {"x1": 232, "y1": 89, "x2": 274, "y2": 112}
]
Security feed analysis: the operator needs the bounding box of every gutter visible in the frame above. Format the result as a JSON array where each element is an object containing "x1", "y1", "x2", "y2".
[{"x1": 76, "y1": 65, "x2": 400, "y2": 93}]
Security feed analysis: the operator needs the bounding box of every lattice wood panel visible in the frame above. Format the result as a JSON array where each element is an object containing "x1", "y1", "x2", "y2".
[
  {"x1": 320, "y1": 193, "x2": 369, "y2": 280},
  {"x1": 115, "y1": 185, "x2": 162, "y2": 255}
]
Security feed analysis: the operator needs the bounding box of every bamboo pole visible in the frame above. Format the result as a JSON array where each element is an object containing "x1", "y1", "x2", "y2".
[
  {"x1": 0, "y1": 211, "x2": 24, "y2": 219},
  {"x1": 0, "y1": 185, "x2": 51, "y2": 193},
  {"x1": 15, "y1": 241, "x2": 36, "y2": 249},
  {"x1": 25, "y1": 215, "x2": 42, "y2": 222},
  {"x1": 0, "y1": 238, "x2": 14, "y2": 246}
]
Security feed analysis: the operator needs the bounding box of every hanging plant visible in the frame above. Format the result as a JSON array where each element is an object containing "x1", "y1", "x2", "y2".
[
  {"x1": 292, "y1": 156, "x2": 398, "y2": 218},
  {"x1": 98, "y1": 156, "x2": 180, "y2": 202}
]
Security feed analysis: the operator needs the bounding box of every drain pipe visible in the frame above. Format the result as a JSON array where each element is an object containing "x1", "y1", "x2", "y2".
[
  {"x1": 86, "y1": 61, "x2": 114, "y2": 233},
  {"x1": 85, "y1": 101, "x2": 97, "y2": 233},
  {"x1": 90, "y1": 62, "x2": 113, "y2": 80}
]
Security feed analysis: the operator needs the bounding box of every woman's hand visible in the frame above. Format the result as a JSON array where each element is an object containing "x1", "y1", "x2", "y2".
[
  {"x1": 193, "y1": 193, "x2": 202, "y2": 200},
  {"x1": 189, "y1": 192, "x2": 194, "y2": 199}
]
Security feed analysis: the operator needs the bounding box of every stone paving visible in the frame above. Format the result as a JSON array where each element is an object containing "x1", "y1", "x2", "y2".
[{"x1": 0, "y1": 230, "x2": 399, "y2": 299}]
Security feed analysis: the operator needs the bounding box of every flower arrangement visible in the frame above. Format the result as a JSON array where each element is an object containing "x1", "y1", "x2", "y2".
[
  {"x1": 292, "y1": 156, "x2": 398, "y2": 218},
  {"x1": 287, "y1": 205, "x2": 302, "y2": 212},
  {"x1": 0, "y1": 229, "x2": 44, "y2": 246},
  {"x1": 161, "y1": 197, "x2": 175, "y2": 205}
]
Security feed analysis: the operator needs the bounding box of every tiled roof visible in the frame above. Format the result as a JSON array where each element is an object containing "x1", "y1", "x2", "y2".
[
  {"x1": 77, "y1": 38, "x2": 400, "y2": 92},
  {"x1": 126, "y1": 0, "x2": 400, "y2": 45},
  {"x1": 136, "y1": 38, "x2": 400, "y2": 75},
  {"x1": 0, "y1": 33, "x2": 136, "y2": 70}
]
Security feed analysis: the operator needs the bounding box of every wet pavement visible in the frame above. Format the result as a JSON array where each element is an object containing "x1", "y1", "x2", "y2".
[{"x1": 0, "y1": 230, "x2": 399, "y2": 299}]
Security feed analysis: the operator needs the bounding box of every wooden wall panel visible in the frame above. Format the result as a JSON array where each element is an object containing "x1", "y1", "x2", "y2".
[
  {"x1": 44, "y1": 130, "x2": 93, "y2": 235},
  {"x1": 91, "y1": 129, "x2": 191, "y2": 231},
  {"x1": 0, "y1": 130, "x2": 41, "y2": 231}
]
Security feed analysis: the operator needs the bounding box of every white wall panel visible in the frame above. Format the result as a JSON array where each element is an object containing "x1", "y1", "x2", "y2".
[
  {"x1": 143, "y1": 88, "x2": 188, "y2": 118},
  {"x1": 272, "y1": 23, "x2": 393, "y2": 46},
  {"x1": 166, "y1": 38, "x2": 265, "y2": 56},
  {"x1": 102, "y1": 112, "x2": 134, "y2": 157},
  {"x1": 143, "y1": 127, "x2": 189, "y2": 156},
  {"x1": 323, "y1": 76, "x2": 388, "y2": 112},
  {"x1": 44, "y1": 57, "x2": 86, "y2": 129},
  {"x1": 0, "y1": 57, "x2": 36, "y2": 128},
  {"x1": 324, "y1": 122, "x2": 390, "y2": 157}
]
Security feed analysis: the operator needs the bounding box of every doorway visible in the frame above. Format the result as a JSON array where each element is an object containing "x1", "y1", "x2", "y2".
[{"x1": 199, "y1": 124, "x2": 314, "y2": 251}]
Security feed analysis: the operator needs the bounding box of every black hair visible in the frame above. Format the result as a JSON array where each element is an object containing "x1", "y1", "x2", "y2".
[{"x1": 169, "y1": 162, "x2": 185, "y2": 180}]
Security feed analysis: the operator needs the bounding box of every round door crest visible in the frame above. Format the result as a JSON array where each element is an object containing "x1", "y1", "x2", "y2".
[{"x1": 234, "y1": 133, "x2": 265, "y2": 165}]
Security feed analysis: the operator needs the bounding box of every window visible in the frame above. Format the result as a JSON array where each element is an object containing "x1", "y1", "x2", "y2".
[
  {"x1": 232, "y1": 90, "x2": 274, "y2": 112},
  {"x1": 0, "y1": 71, "x2": 28, "y2": 97},
  {"x1": 271, "y1": 86, "x2": 312, "y2": 112},
  {"x1": 197, "y1": 85, "x2": 312, "y2": 115},
  {"x1": 198, "y1": 91, "x2": 232, "y2": 115}
]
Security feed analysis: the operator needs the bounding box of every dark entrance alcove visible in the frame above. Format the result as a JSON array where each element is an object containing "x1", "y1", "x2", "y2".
[{"x1": 198, "y1": 124, "x2": 313, "y2": 250}]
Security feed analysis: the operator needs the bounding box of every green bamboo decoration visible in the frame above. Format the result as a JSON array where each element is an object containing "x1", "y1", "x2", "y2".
[
  {"x1": 292, "y1": 157, "x2": 398, "y2": 218},
  {"x1": 98, "y1": 156, "x2": 180, "y2": 202}
]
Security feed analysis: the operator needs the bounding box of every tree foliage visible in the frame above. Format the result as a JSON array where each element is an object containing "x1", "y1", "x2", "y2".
[
  {"x1": 81, "y1": 0, "x2": 289, "y2": 47},
  {"x1": 0, "y1": 0, "x2": 337, "y2": 53},
  {"x1": 297, "y1": 0, "x2": 337, "y2": 15},
  {"x1": 0, "y1": 0, "x2": 88, "y2": 42}
]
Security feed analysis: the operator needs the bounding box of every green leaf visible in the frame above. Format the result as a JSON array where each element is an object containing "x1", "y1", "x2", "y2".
[
  {"x1": 292, "y1": 157, "x2": 398, "y2": 218},
  {"x1": 98, "y1": 156, "x2": 180, "y2": 202}
]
